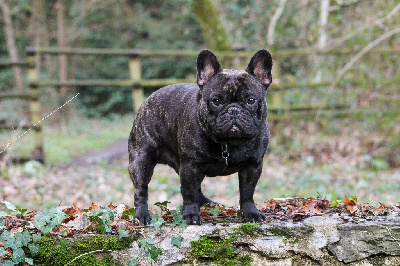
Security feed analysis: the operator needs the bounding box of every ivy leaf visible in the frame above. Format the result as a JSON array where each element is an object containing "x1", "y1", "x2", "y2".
[
  {"x1": 32, "y1": 233, "x2": 42, "y2": 243},
  {"x1": 2, "y1": 201, "x2": 16, "y2": 212},
  {"x1": 118, "y1": 226, "x2": 131, "y2": 239},
  {"x1": 350, "y1": 195, "x2": 360, "y2": 202},
  {"x1": 150, "y1": 214, "x2": 165, "y2": 230},
  {"x1": 330, "y1": 199, "x2": 342, "y2": 208},
  {"x1": 171, "y1": 209, "x2": 188, "y2": 228},
  {"x1": 0, "y1": 218, "x2": 6, "y2": 230},
  {"x1": 171, "y1": 235, "x2": 183, "y2": 248},
  {"x1": 0, "y1": 231, "x2": 12, "y2": 243},
  {"x1": 128, "y1": 259, "x2": 138, "y2": 266},
  {"x1": 2, "y1": 234, "x2": 22, "y2": 251},
  {"x1": 15, "y1": 230, "x2": 32, "y2": 246},
  {"x1": 0, "y1": 246, "x2": 8, "y2": 257},
  {"x1": 33, "y1": 208, "x2": 68, "y2": 234},
  {"x1": 16, "y1": 208, "x2": 28, "y2": 215},
  {"x1": 209, "y1": 208, "x2": 220, "y2": 217},
  {"x1": 138, "y1": 237, "x2": 162, "y2": 262},
  {"x1": 12, "y1": 247, "x2": 26, "y2": 264},
  {"x1": 122, "y1": 208, "x2": 136, "y2": 219},
  {"x1": 89, "y1": 207, "x2": 114, "y2": 234},
  {"x1": 2, "y1": 260, "x2": 14, "y2": 266},
  {"x1": 138, "y1": 237, "x2": 154, "y2": 250},
  {"x1": 25, "y1": 257, "x2": 34, "y2": 265},
  {"x1": 147, "y1": 246, "x2": 163, "y2": 262},
  {"x1": 154, "y1": 201, "x2": 170, "y2": 208},
  {"x1": 28, "y1": 243, "x2": 41, "y2": 256}
]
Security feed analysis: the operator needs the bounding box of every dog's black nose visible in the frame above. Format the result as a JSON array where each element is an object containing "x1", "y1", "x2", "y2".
[{"x1": 228, "y1": 107, "x2": 240, "y2": 117}]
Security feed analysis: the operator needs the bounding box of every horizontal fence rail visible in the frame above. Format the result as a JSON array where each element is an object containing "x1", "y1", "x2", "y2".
[
  {"x1": 0, "y1": 60, "x2": 30, "y2": 68},
  {"x1": 33, "y1": 46, "x2": 400, "y2": 56}
]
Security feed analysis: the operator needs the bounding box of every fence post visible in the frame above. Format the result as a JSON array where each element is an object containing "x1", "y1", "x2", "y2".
[
  {"x1": 129, "y1": 49, "x2": 144, "y2": 113},
  {"x1": 26, "y1": 46, "x2": 44, "y2": 163},
  {"x1": 271, "y1": 47, "x2": 283, "y2": 111}
]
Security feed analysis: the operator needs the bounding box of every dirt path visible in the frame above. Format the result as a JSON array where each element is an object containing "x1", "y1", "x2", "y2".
[{"x1": 59, "y1": 139, "x2": 128, "y2": 168}]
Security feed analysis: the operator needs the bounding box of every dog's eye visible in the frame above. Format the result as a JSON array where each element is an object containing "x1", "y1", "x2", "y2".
[
  {"x1": 247, "y1": 98, "x2": 256, "y2": 105},
  {"x1": 212, "y1": 99, "x2": 222, "y2": 106}
]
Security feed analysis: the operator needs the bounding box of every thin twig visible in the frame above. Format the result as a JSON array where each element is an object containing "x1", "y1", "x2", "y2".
[
  {"x1": 0, "y1": 93, "x2": 79, "y2": 155},
  {"x1": 65, "y1": 249, "x2": 113, "y2": 266}
]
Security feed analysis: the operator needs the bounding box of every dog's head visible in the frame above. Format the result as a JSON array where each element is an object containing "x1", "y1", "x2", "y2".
[{"x1": 196, "y1": 49, "x2": 272, "y2": 145}]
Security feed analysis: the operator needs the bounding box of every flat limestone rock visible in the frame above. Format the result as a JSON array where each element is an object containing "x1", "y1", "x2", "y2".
[{"x1": 111, "y1": 214, "x2": 400, "y2": 265}]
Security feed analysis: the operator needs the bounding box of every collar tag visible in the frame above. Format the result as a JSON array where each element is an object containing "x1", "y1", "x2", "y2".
[{"x1": 221, "y1": 144, "x2": 229, "y2": 166}]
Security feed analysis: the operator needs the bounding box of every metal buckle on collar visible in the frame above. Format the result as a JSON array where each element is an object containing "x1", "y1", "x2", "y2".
[{"x1": 221, "y1": 143, "x2": 229, "y2": 166}]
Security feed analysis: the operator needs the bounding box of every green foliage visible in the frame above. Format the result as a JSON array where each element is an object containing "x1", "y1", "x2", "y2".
[
  {"x1": 1, "y1": 200, "x2": 27, "y2": 217},
  {"x1": 350, "y1": 195, "x2": 360, "y2": 202},
  {"x1": 170, "y1": 207, "x2": 188, "y2": 228},
  {"x1": 0, "y1": 229, "x2": 42, "y2": 265},
  {"x1": 128, "y1": 259, "x2": 138, "y2": 266},
  {"x1": 209, "y1": 207, "x2": 220, "y2": 217},
  {"x1": 117, "y1": 227, "x2": 130, "y2": 240},
  {"x1": 330, "y1": 199, "x2": 342, "y2": 208},
  {"x1": 122, "y1": 208, "x2": 136, "y2": 219},
  {"x1": 72, "y1": 0, "x2": 203, "y2": 117},
  {"x1": 33, "y1": 208, "x2": 68, "y2": 234},
  {"x1": 370, "y1": 158, "x2": 390, "y2": 171},
  {"x1": 89, "y1": 207, "x2": 115, "y2": 234},
  {"x1": 137, "y1": 237, "x2": 163, "y2": 263},
  {"x1": 150, "y1": 213, "x2": 166, "y2": 230},
  {"x1": 171, "y1": 235, "x2": 184, "y2": 248}
]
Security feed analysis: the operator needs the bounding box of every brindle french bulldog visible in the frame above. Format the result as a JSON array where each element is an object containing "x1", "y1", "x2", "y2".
[{"x1": 128, "y1": 49, "x2": 272, "y2": 225}]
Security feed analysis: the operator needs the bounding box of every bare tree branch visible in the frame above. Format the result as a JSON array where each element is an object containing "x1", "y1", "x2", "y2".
[
  {"x1": 330, "y1": 26, "x2": 400, "y2": 90},
  {"x1": 267, "y1": 0, "x2": 287, "y2": 46},
  {"x1": 326, "y1": 3, "x2": 400, "y2": 50}
]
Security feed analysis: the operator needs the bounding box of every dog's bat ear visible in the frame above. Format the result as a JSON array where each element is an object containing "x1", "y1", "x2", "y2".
[
  {"x1": 246, "y1": 49, "x2": 273, "y2": 87},
  {"x1": 197, "y1": 50, "x2": 222, "y2": 87}
]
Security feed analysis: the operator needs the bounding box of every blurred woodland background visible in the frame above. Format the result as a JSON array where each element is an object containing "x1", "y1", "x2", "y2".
[{"x1": 0, "y1": 0, "x2": 399, "y2": 210}]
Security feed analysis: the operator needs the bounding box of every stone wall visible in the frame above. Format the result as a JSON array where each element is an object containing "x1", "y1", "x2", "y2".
[{"x1": 111, "y1": 214, "x2": 400, "y2": 265}]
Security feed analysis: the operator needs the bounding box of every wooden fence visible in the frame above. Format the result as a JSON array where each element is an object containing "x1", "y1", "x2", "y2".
[{"x1": 0, "y1": 46, "x2": 399, "y2": 163}]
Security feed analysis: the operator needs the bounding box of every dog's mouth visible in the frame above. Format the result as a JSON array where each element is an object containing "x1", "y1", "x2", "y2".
[
  {"x1": 214, "y1": 125, "x2": 253, "y2": 146},
  {"x1": 227, "y1": 125, "x2": 242, "y2": 138}
]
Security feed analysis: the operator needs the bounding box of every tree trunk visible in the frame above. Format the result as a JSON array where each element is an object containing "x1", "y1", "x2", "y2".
[
  {"x1": 0, "y1": 0, "x2": 25, "y2": 93},
  {"x1": 55, "y1": 0, "x2": 69, "y2": 124},
  {"x1": 192, "y1": 0, "x2": 231, "y2": 51},
  {"x1": 315, "y1": 0, "x2": 330, "y2": 82}
]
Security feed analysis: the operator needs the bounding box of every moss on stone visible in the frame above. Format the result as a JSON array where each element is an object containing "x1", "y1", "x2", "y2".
[
  {"x1": 33, "y1": 234, "x2": 134, "y2": 265},
  {"x1": 237, "y1": 223, "x2": 259, "y2": 236},
  {"x1": 190, "y1": 235, "x2": 251, "y2": 265}
]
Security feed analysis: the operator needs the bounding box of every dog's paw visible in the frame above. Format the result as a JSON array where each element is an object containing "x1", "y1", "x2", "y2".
[
  {"x1": 183, "y1": 203, "x2": 202, "y2": 225},
  {"x1": 241, "y1": 202, "x2": 267, "y2": 223},
  {"x1": 135, "y1": 205, "x2": 152, "y2": 225}
]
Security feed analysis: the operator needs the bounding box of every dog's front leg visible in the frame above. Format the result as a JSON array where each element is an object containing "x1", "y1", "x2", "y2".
[
  {"x1": 238, "y1": 164, "x2": 267, "y2": 222},
  {"x1": 179, "y1": 163, "x2": 203, "y2": 225}
]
